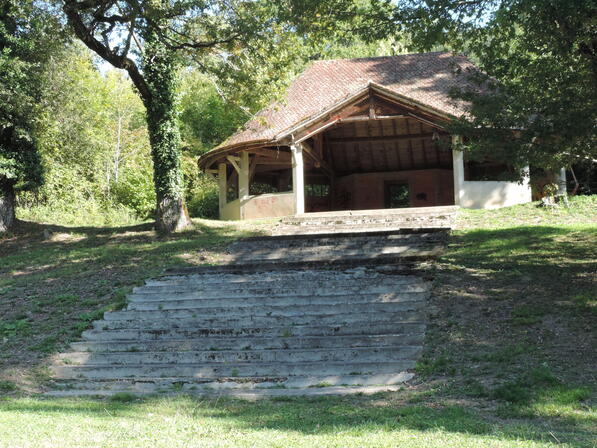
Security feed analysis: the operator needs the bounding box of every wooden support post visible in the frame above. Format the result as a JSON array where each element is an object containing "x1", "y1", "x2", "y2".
[
  {"x1": 291, "y1": 142, "x2": 305, "y2": 215},
  {"x1": 239, "y1": 151, "x2": 250, "y2": 219},
  {"x1": 218, "y1": 162, "x2": 227, "y2": 218},
  {"x1": 452, "y1": 135, "x2": 464, "y2": 206}
]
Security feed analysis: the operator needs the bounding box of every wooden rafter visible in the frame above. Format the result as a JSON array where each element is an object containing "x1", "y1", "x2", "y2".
[
  {"x1": 329, "y1": 132, "x2": 436, "y2": 145},
  {"x1": 302, "y1": 141, "x2": 334, "y2": 179}
]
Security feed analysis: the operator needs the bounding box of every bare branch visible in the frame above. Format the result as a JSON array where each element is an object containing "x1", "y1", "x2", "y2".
[{"x1": 62, "y1": 0, "x2": 151, "y2": 102}]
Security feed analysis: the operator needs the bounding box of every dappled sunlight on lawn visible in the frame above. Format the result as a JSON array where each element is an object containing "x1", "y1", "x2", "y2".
[
  {"x1": 0, "y1": 394, "x2": 592, "y2": 447},
  {"x1": 0, "y1": 217, "x2": 271, "y2": 384}
]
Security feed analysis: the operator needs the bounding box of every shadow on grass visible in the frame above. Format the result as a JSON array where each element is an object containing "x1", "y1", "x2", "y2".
[
  {"x1": 0, "y1": 222, "x2": 594, "y2": 446},
  {"x1": 420, "y1": 225, "x2": 596, "y2": 426},
  {"x1": 0, "y1": 218, "x2": 269, "y2": 376},
  {"x1": 1, "y1": 392, "x2": 593, "y2": 447}
]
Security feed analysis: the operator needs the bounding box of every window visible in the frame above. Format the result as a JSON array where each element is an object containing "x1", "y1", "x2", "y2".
[{"x1": 385, "y1": 182, "x2": 410, "y2": 208}]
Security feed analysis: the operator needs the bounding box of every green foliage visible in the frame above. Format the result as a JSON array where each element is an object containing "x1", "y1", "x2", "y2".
[
  {"x1": 510, "y1": 305, "x2": 545, "y2": 326},
  {"x1": 0, "y1": 380, "x2": 17, "y2": 392},
  {"x1": 492, "y1": 366, "x2": 591, "y2": 419},
  {"x1": 17, "y1": 199, "x2": 140, "y2": 227},
  {"x1": 376, "y1": 0, "x2": 597, "y2": 169},
  {"x1": 109, "y1": 392, "x2": 138, "y2": 403},
  {"x1": 0, "y1": 0, "x2": 53, "y2": 187},
  {"x1": 16, "y1": 44, "x2": 154, "y2": 225},
  {"x1": 110, "y1": 159, "x2": 156, "y2": 219},
  {"x1": 185, "y1": 173, "x2": 219, "y2": 219},
  {"x1": 0, "y1": 0, "x2": 63, "y2": 230},
  {"x1": 0, "y1": 319, "x2": 31, "y2": 339},
  {"x1": 415, "y1": 355, "x2": 455, "y2": 376},
  {"x1": 143, "y1": 25, "x2": 185, "y2": 203},
  {"x1": 178, "y1": 71, "x2": 246, "y2": 153}
]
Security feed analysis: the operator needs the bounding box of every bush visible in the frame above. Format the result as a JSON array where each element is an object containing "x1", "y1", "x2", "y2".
[
  {"x1": 182, "y1": 155, "x2": 219, "y2": 219},
  {"x1": 110, "y1": 163, "x2": 156, "y2": 219},
  {"x1": 186, "y1": 175, "x2": 219, "y2": 219},
  {"x1": 17, "y1": 199, "x2": 140, "y2": 227}
]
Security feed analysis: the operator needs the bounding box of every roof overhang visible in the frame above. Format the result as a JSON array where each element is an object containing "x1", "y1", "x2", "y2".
[{"x1": 198, "y1": 82, "x2": 455, "y2": 171}]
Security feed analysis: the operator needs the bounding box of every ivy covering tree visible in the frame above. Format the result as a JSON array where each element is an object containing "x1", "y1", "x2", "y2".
[
  {"x1": 373, "y1": 0, "x2": 597, "y2": 171},
  {"x1": 62, "y1": 0, "x2": 369, "y2": 233},
  {"x1": 0, "y1": 0, "x2": 62, "y2": 232}
]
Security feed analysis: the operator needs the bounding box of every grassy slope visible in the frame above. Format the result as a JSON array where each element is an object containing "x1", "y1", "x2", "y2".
[
  {"x1": 0, "y1": 197, "x2": 595, "y2": 447},
  {"x1": 0, "y1": 218, "x2": 271, "y2": 386}
]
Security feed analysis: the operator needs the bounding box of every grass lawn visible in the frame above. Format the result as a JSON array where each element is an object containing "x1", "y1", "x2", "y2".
[{"x1": 0, "y1": 196, "x2": 595, "y2": 447}]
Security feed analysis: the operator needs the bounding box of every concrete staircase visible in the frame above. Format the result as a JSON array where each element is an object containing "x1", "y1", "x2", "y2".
[
  {"x1": 274, "y1": 206, "x2": 458, "y2": 235},
  {"x1": 48, "y1": 224, "x2": 450, "y2": 397}
]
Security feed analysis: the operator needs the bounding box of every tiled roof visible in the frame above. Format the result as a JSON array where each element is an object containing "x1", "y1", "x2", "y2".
[{"x1": 218, "y1": 51, "x2": 477, "y2": 150}]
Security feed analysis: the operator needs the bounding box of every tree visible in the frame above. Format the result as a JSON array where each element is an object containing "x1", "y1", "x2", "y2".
[
  {"x1": 374, "y1": 0, "x2": 597, "y2": 171},
  {"x1": 31, "y1": 43, "x2": 152, "y2": 222},
  {"x1": 0, "y1": 0, "x2": 62, "y2": 232},
  {"x1": 61, "y1": 0, "x2": 368, "y2": 232}
]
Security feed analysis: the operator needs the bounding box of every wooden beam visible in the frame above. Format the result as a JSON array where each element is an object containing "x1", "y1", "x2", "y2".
[
  {"x1": 254, "y1": 164, "x2": 293, "y2": 172},
  {"x1": 302, "y1": 141, "x2": 334, "y2": 179},
  {"x1": 253, "y1": 157, "x2": 291, "y2": 166},
  {"x1": 293, "y1": 101, "x2": 366, "y2": 143},
  {"x1": 324, "y1": 133, "x2": 335, "y2": 171},
  {"x1": 313, "y1": 133, "x2": 324, "y2": 159},
  {"x1": 408, "y1": 112, "x2": 446, "y2": 130},
  {"x1": 249, "y1": 156, "x2": 258, "y2": 181},
  {"x1": 329, "y1": 132, "x2": 436, "y2": 144},
  {"x1": 405, "y1": 119, "x2": 415, "y2": 170},
  {"x1": 379, "y1": 120, "x2": 389, "y2": 171},
  {"x1": 249, "y1": 148, "x2": 291, "y2": 162},
  {"x1": 227, "y1": 156, "x2": 241, "y2": 173}
]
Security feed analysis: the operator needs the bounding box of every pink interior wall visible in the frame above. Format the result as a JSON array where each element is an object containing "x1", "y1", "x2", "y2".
[{"x1": 332, "y1": 169, "x2": 454, "y2": 210}]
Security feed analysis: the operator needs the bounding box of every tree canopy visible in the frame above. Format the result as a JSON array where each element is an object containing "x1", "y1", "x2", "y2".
[
  {"x1": 0, "y1": 0, "x2": 63, "y2": 231},
  {"x1": 373, "y1": 0, "x2": 597, "y2": 170}
]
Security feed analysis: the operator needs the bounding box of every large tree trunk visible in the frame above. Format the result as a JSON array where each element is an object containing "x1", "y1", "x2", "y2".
[
  {"x1": 0, "y1": 183, "x2": 16, "y2": 233},
  {"x1": 143, "y1": 28, "x2": 191, "y2": 234}
]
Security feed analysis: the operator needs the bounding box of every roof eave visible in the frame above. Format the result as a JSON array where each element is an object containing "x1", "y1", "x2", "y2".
[{"x1": 199, "y1": 82, "x2": 459, "y2": 171}]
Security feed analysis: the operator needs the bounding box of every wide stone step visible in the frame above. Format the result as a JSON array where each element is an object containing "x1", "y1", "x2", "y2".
[
  {"x1": 126, "y1": 291, "x2": 428, "y2": 311},
  {"x1": 82, "y1": 322, "x2": 426, "y2": 341},
  {"x1": 283, "y1": 218, "x2": 452, "y2": 227},
  {"x1": 109, "y1": 300, "x2": 424, "y2": 321},
  {"x1": 227, "y1": 233, "x2": 445, "y2": 251},
  {"x1": 134, "y1": 275, "x2": 422, "y2": 293},
  {"x1": 50, "y1": 360, "x2": 416, "y2": 379},
  {"x1": 128, "y1": 283, "x2": 430, "y2": 302},
  {"x1": 46, "y1": 384, "x2": 409, "y2": 397},
  {"x1": 273, "y1": 224, "x2": 447, "y2": 235},
  {"x1": 230, "y1": 246, "x2": 444, "y2": 263},
  {"x1": 145, "y1": 269, "x2": 420, "y2": 287},
  {"x1": 93, "y1": 310, "x2": 424, "y2": 331},
  {"x1": 55, "y1": 345, "x2": 422, "y2": 365},
  {"x1": 70, "y1": 333, "x2": 425, "y2": 353},
  {"x1": 48, "y1": 372, "x2": 415, "y2": 395},
  {"x1": 280, "y1": 207, "x2": 458, "y2": 226}
]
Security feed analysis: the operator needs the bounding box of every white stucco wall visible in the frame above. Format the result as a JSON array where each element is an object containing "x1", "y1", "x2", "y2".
[
  {"x1": 460, "y1": 180, "x2": 532, "y2": 209},
  {"x1": 452, "y1": 145, "x2": 532, "y2": 209},
  {"x1": 243, "y1": 192, "x2": 295, "y2": 220}
]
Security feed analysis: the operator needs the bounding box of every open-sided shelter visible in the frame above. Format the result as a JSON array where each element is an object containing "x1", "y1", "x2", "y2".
[{"x1": 198, "y1": 52, "x2": 532, "y2": 220}]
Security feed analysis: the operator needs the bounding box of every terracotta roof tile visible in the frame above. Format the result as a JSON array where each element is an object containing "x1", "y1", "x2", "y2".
[{"x1": 219, "y1": 51, "x2": 476, "y2": 150}]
